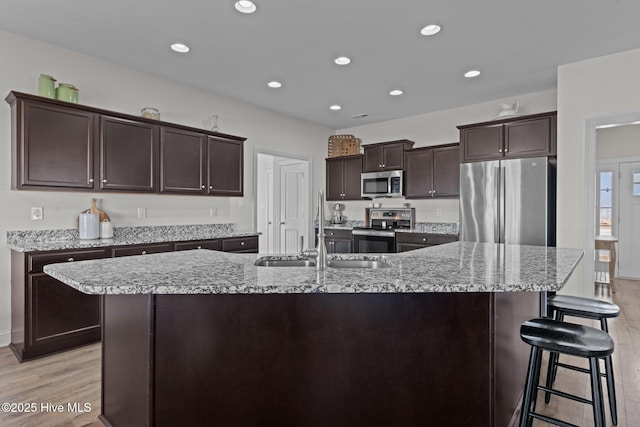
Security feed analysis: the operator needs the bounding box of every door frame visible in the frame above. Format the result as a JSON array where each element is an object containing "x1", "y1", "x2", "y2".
[
  {"x1": 253, "y1": 147, "x2": 312, "y2": 254},
  {"x1": 584, "y1": 112, "x2": 640, "y2": 295}
]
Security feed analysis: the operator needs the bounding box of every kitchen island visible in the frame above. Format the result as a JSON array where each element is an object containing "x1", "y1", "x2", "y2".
[{"x1": 44, "y1": 242, "x2": 583, "y2": 427}]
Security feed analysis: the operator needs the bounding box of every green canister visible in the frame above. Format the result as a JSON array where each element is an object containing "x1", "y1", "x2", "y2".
[
  {"x1": 38, "y1": 74, "x2": 56, "y2": 98},
  {"x1": 56, "y1": 83, "x2": 79, "y2": 103}
]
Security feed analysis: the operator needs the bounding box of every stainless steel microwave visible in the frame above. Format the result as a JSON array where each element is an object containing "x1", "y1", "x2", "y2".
[{"x1": 361, "y1": 170, "x2": 403, "y2": 198}]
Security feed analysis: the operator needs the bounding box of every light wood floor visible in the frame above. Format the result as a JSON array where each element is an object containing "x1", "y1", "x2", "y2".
[{"x1": 0, "y1": 279, "x2": 638, "y2": 427}]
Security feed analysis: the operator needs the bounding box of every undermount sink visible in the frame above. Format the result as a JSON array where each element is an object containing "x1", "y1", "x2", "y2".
[
  {"x1": 254, "y1": 259, "x2": 316, "y2": 267},
  {"x1": 254, "y1": 257, "x2": 392, "y2": 269}
]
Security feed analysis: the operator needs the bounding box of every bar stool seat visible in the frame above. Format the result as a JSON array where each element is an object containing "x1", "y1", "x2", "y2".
[
  {"x1": 519, "y1": 318, "x2": 614, "y2": 427},
  {"x1": 546, "y1": 294, "x2": 620, "y2": 425}
]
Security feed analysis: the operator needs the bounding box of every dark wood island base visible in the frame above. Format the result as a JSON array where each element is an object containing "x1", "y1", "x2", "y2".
[{"x1": 99, "y1": 291, "x2": 538, "y2": 427}]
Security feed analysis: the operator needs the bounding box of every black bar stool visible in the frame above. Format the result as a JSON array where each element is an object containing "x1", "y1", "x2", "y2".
[
  {"x1": 519, "y1": 318, "x2": 614, "y2": 427},
  {"x1": 545, "y1": 294, "x2": 620, "y2": 425}
]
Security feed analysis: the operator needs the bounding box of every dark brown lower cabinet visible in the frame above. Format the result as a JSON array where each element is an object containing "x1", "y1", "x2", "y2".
[
  {"x1": 325, "y1": 229, "x2": 353, "y2": 253},
  {"x1": 395, "y1": 232, "x2": 459, "y2": 252},
  {"x1": 10, "y1": 235, "x2": 259, "y2": 362},
  {"x1": 10, "y1": 248, "x2": 107, "y2": 362},
  {"x1": 100, "y1": 290, "x2": 539, "y2": 427}
]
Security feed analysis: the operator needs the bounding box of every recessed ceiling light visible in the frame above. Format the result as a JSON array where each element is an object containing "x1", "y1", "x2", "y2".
[
  {"x1": 420, "y1": 24, "x2": 442, "y2": 36},
  {"x1": 389, "y1": 89, "x2": 404, "y2": 96},
  {"x1": 267, "y1": 81, "x2": 282, "y2": 88},
  {"x1": 464, "y1": 70, "x2": 481, "y2": 78},
  {"x1": 170, "y1": 43, "x2": 190, "y2": 53},
  {"x1": 329, "y1": 105, "x2": 342, "y2": 111},
  {"x1": 334, "y1": 56, "x2": 351, "y2": 66},
  {"x1": 235, "y1": 1, "x2": 257, "y2": 14}
]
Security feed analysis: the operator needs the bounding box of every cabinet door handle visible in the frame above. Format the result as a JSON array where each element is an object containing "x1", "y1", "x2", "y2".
[
  {"x1": 88, "y1": 179, "x2": 94, "y2": 183},
  {"x1": 498, "y1": 149, "x2": 503, "y2": 153},
  {"x1": 504, "y1": 148, "x2": 508, "y2": 153},
  {"x1": 330, "y1": 232, "x2": 335, "y2": 235},
  {"x1": 432, "y1": 190, "x2": 436, "y2": 194},
  {"x1": 197, "y1": 246, "x2": 202, "y2": 249},
  {"x1": 141, "y1": 251, "x2": 147, "y2": 255},
  {"x1": 280, "y1": 221, "x2": 285, "y2": 225},
  {"x1": 102, "y1": 179, "x2": 108, "y2": 183},
  {"x1": 201, "y1": 185, "x2": 205, "y2": 189},
  {"x1": 209, "y1": 185, "x2": 213, "y2": 190},
  {"x1": 67, "y1": 257, "x2": 75, "y2": 262}
]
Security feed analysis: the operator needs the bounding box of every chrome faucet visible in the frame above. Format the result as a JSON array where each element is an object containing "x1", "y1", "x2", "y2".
[{"x1": 300, "y1": 189, "x2": 328, "y2": 270}]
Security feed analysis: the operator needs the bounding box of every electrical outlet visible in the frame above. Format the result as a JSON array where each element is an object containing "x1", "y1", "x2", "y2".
[
  {"x1": 209, "y1": 208, "x2": 217, "y2": 217},
  {"x1": 31, "y1": 207, "x2": 44, "y2": 221},
  {"x1": 137, "y1": 207, "x2": 147, "y2": 219},
  {"x1": 436, "y1": 209, "x2": 443, "y2": 217}
]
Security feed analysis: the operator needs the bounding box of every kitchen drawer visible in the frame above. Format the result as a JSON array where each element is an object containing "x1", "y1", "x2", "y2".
[
  {"x1": 174, "y1": 239, "x2": 221, "y2": 251},
  {"x1": 27, "y1": 248, "x2": 108, "y2": 273},
  {"x1": 112, "y1": 243, "x2": 174, "y2": 257},
  {"x1": 221, "y1": 236, "x2": 259, "y2": 253},
  {"x1": 395, "y1": 233, "x2": 458, "y2": 245},
  {"x1": 325, "y1": 229, "x2": 353, "y2": 239}
]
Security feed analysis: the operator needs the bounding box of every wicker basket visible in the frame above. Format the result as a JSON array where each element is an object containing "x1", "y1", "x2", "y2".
[{"x1": 328, "y1": 135, "x2": 361, "y2": 158}]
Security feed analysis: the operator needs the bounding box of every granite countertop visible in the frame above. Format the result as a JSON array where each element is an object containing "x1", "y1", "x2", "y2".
[
  {"x1": 7, "y1": 224, "x2": 258, "y2": 252},
  {"x1": 44, "y1": 242, "x2": 583, "y2": 295}
]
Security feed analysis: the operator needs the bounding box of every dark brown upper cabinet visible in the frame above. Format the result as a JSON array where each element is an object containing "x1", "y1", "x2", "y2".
[
  {"x1": 363, "y1": 139, "x2": 414, "y2": 172},
  {"x1": 326, "y1": 155, "x2": 363, "y2": 201},
  {"x1": 100, "y1": 116, "x2": 157, "y2": 192},
  {"x1": 6, "y1": 91, "x2": 246, "y2": 196},
  {"x1": 8, "y1": 94, "x2": 95, "y2": 190},
  {"x1": 160, "y1": 128, "x2": 207, "y2": 194},
  {"x1": 458, "y1": 112, "x2": 556, "y2": 162},
  {"x1": 404, "y1": 144, "x2": 460, "y2": 199},
  {"x1": 208, "y1": 136, "x2": 244, "y2": 196}
]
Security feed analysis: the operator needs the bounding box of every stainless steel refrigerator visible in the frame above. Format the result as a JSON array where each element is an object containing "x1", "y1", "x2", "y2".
[{"x1": 460, "y1": 156, "x2": 556, "y2": 246}]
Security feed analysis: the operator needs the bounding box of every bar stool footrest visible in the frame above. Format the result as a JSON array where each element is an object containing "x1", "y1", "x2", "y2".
[
  {"x1": 530, "y1": 412, "x2": 581, "y2": 427},
  {"x1": 556, "y1": 361, "x2": 608, "y2": 378},
  {"x1": 537, "y1": 385, "x2": 593, "y2": 405}
]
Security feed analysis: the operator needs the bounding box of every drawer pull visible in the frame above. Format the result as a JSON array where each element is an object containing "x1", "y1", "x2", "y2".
[
  {"x1": 240, "y1": 241, "x2": 245, "y2": 246},
  {"x1": 141, "y1": 251, "x2": 147, "y2": 255},
  {"x1": 67, "y1": 257, "x2": 75, "y2": 262},
  {"x1": 197, "y1": 246, "x2": 202, "y2": 249},
  {"x1": 422, "y1": 238, "x2": 427, "y2": 242}
]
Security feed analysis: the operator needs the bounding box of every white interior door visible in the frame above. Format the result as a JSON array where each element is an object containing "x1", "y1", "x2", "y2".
[
  {"x1": 618, "y1": 161, "x2": 640, "y2": 279},
  {"x1": 279, "y1": 162, "x2": 306, "y2": 254}
]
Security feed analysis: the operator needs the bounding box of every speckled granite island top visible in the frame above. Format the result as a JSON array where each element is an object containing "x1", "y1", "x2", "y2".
[{"x1": 44, "y1": 242, "x2": 583, "y2": 295}]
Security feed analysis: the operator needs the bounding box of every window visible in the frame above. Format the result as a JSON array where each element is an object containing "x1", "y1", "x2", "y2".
[{"x1": 596, "y1": 171, "x2": 613, "y2": 236}]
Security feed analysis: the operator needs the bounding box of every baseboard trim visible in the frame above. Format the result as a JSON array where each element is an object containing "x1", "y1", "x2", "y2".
[{"x1": 0, "y1": 329, "x2": 10, "y2": 348}]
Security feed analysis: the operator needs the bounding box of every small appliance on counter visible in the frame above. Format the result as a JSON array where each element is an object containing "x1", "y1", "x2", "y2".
[
  {"x1": 352, "y1": 207, "x2": 415, "y2": 253},
  {"x1": 331, "y1": 203, "x2": 345, "y2": 224}
]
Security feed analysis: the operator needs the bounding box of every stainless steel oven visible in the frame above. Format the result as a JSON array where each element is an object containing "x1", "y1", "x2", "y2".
[
  {"x1": 352, "y1": 208, "x2": 416, "y2": 253},
  {"x1": 352, "y1": 229, "x2": 396, "y2": 253}
]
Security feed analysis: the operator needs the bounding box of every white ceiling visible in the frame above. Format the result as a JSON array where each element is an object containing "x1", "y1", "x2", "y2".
[{"x1": 2, "y1": 0, "x2": 640, "y2": 130}]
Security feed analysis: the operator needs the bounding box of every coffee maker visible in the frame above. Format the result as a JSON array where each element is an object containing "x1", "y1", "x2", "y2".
[{"x1": 331, "y1": 203, "x2": 344, "y2": 224}]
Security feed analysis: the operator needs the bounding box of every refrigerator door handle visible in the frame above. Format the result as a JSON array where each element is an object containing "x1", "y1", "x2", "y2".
[
  {"x1": 499, "y1": 166, "x2": 506, "y2": 243},
  {"x1": 494, "y1": 166, "x2": 501, "y2": 243}
]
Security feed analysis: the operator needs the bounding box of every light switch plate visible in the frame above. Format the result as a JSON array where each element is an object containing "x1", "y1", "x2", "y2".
[
  {"x1": 31, "y1": 206, "x2": 44, "y2": 221},
  {"x1": 209, "y1": 208, "x2": 217, "y2": 217},
  {"x1": 137, "y1": 207, "x2": 147, "y2": 219}
]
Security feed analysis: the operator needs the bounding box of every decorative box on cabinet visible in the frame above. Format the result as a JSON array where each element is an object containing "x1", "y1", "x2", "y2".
[
  {"x1": 404, "y1": 144, "x2": 460, "y2": 198},
  {"x1": 326, "y1": 155, "x2": 363, "y2": 201},
  {"x1": 395, "y1": 233, "x2": 459, "y2": 253},
  {"x1": 363, "y1": 139, "x2": 414, "y2": 172},
  {"x1": 10, "y1": 248, "x2": 107, "y2": 362},
  {"x1": 458, "y1": 112, "x2": 556, "y2": 163},
  {"x1": 6, "y1": 91, "x2": 246, "y2": 196}
]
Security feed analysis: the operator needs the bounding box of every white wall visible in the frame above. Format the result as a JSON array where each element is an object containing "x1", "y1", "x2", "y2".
[
  {"x1": 596, "y1": 124, "x2": 640, "y2": 159},
  {"x1": 337, "y1": 90, "x2": 558, "y2": 222},
  {"x1": 557, "y1": 47, "x2": 640, "y2": 296},
  {"x1": 0, "y1": 30, "x2": 331, "y2": 346}
]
